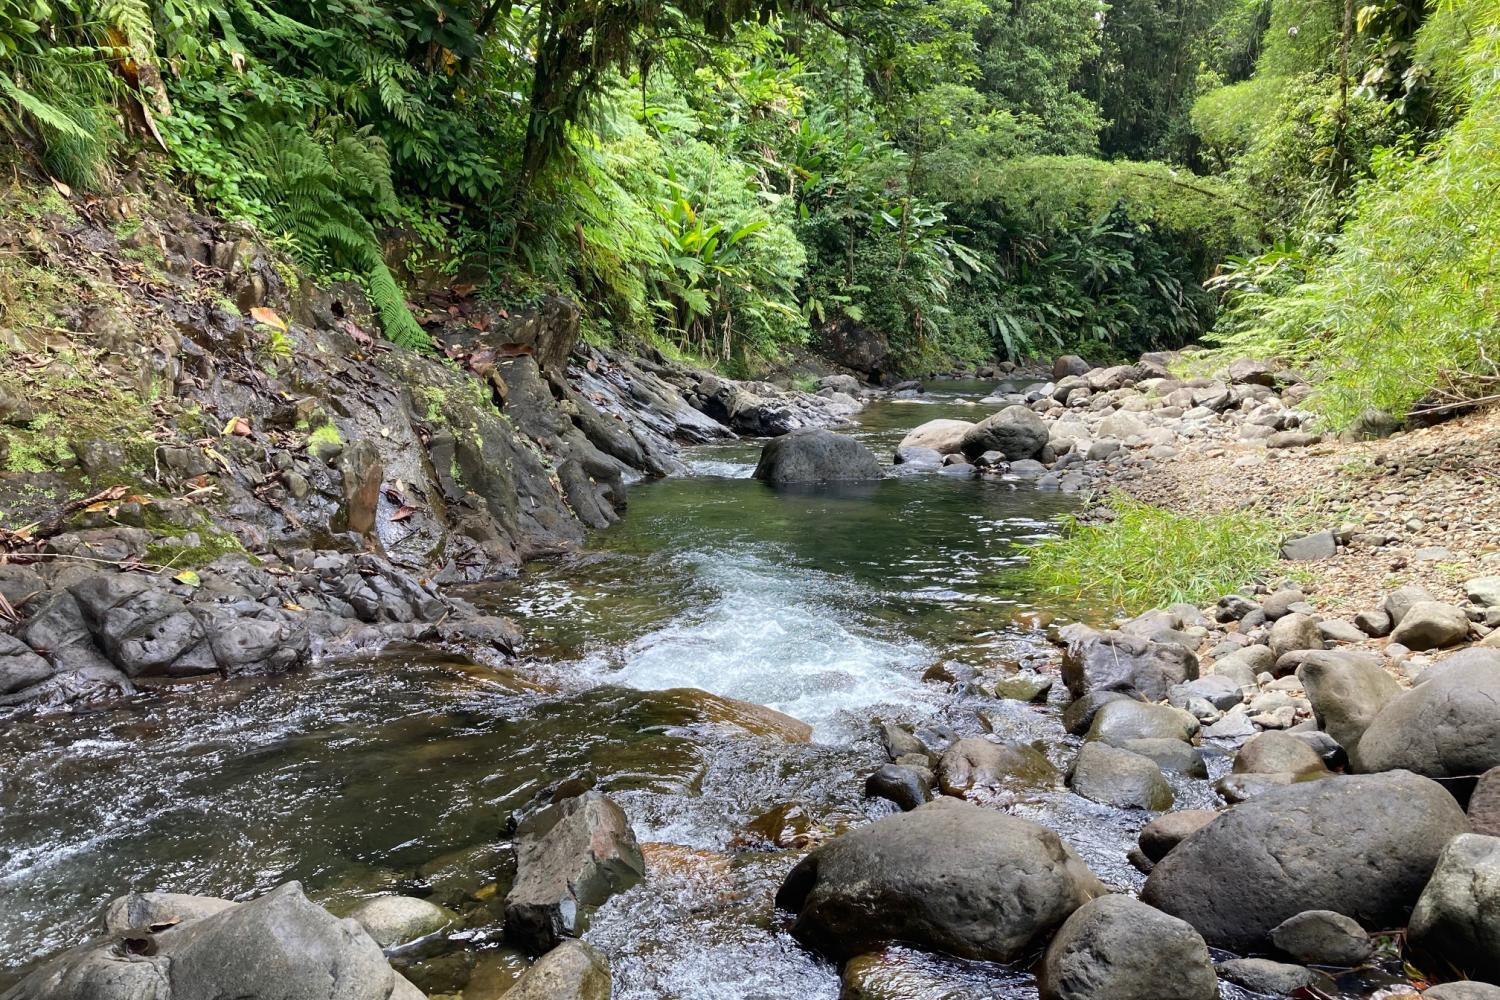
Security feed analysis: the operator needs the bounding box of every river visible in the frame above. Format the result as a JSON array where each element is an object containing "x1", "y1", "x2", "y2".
[{"x1": 0, "y1": 379, "x2": 1399, "y2": 998}]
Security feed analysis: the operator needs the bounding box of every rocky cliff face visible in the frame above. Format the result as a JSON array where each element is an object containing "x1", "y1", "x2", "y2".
[{"x1": 0, "y1": 183, "x2": 858, "y2": 712}]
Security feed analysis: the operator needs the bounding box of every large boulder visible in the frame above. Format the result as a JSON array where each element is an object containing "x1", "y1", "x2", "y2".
[
  {"x1": 1356, "y1": 656, "x2": 1500, "y2": 778},
  {"x1": 775, "y1": 797, "x2": 1105, "y2": 962},
  {"x1": 1086, "y1": 700, "x2": 1199, "y2": 745},
  {"x1": 752, "y1": 429, "x2": 882, "y2": 484},
  {"x1": 1391, "y1": 601, "x2": 1472, "y2": 650},
  {"x1": 1, "y1": 882, "x2": 416, "y2": 1000},
  {"x1": 503, "y1": 791, "x2": 645, "y2": 953},
  {"x1": 1039, "y1": 895, "x2": 1217, "y2": 1000},
  {"x1": 1410, "y1": 834, "x2": 1500, "y2": 982},
  {"x1": 1140, "y1": 771, "x2": 1470, "y2": 952},
  {"x1": 1296, "y1": 650, "x2": 1401, "y2": 754},
  {"x1": 1060, "y1": 625, "x2": 1199, "y2": 702},
  {"x1": 959, "y1": 405, "x2": 1049, "y2": 461},
  {"x1": 897, "y1": 419, "x2": 975, "y2": 457},
  {"x1": 1053, "y1": 355, "x2": 1091, "y2": 381}
]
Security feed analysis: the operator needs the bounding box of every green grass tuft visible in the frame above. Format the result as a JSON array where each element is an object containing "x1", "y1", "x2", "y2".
[{"x1": 1021, "y1": 492, "x2": 1280, "y2": 615}]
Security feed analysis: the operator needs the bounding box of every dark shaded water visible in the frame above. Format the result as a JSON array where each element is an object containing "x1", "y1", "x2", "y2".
[{"x1": 0, "y1": 380, "x2": 1403, "y2": 998}]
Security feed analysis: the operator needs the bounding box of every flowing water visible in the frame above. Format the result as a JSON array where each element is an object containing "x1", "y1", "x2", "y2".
[{"x1": 0, "y1": 380, "x2": 1412, "y2": 998}]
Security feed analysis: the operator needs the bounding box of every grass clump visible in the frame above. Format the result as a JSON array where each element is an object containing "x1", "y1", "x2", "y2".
[{"x1": 1021, "y1": 492, "x2": 1280, "y2": 614}]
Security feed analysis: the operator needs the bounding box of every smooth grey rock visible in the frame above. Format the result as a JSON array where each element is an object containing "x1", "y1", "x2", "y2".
[
  {"x1": 1068, "y1": 743, "x2": 1174, "y2": 810},
  {"x1": 989, "y1": 670, "x2": 1053, "y2": 702},
  {"x1": 1168, "y1": 675, "x2": 1243, "y2": 711},
  {"x1": 1410, "y1": 834, "x2": 1500, "y2": 982},
  {"x1": 1281, "y1": 530, "x2": 1336, "y2": 561},
  {"x1": 1319, "y1": 619, "x2": 1367, "y2": 643},
  {"x1": 1354, "y1": 609, "x2": 1393, "y2": 637},
  {"x1": 101, "y1": 892, "x2": 236, "y2": 935},
  {"x1": 503, "y1": 791, "x2": 645, "y2": 953},
  {"x1": 1469, "y1": 766, "x2": 1500, "y2": 836},
  {"x1": 960, "y1": 405, "x2": 1049, "y2": 461},
  {"x1": 865, "y1": 764, "x2": 932, "y2": 811},
  {"x1": 1296, "y1": 650, "x2": 1401, "y2": 753},
  {"x1": 1425, "y1": 984, "x2": 1500, "y2": 999},
  {"x1": 752, "y1": 429, "x2": 881, "y2": 484},
  {"x1": 1040, "y1": 895, "x2": 1217, "y2": 1000},
  {"x1": 1390, "y1": 601, "x2": 1471, "y2": 650},
  {"x1": 1216, "y1": 958, "x2": 1331, "y2": 995},
  {"x1": 1233, "y1": 731, "x2": 1329, "y2": 777},
  {"x1": 1356, "y1": 656, "x2": 1500, "y2": 778},
  {"x1": 775, "y1": 798, "x2": 1105, "y2": 962},
  {"x1": 1141, "y1": 771, "x2": 1470, "y2": 951},
  {"x1": 897, "y1": 419, "x2": 975, "y2": 457},
  {"x1": 1119, "y1": 738, "x2": 1208, "y2": 778},
  {"x1": 1468, "y1": 577, "x2": 1500, "y2": 609},
  {"x1": 1086, "y1": 700, "x2": 1199, "y2": 745},
  {"x1": 349, "y1": 895, "x2": 456, "y2": 948},
  {"x1": 1269, "y1": 909, "x2": 1373, "y2": 967},
  {"x1": 1261, "y1": 589, "x2": 1306, "y2": 620},
  {"x1": 1061, "y1": 690, "x2": 1140, "y2": 736},
  {"x1": 1385, "y1": 585, "x2": 1436, "y2": 627},
  {"x1": 1269, "y1": 613, "x2": 1323, "y2": 659}
]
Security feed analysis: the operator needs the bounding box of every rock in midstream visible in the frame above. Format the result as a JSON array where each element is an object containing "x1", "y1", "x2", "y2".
[
  {"x1": 776, "y1": 798, "x2": 1105, "y2": 963},
  {"x1": 1040, "y1": 895, "x2": 1217, "y2": 1000}
]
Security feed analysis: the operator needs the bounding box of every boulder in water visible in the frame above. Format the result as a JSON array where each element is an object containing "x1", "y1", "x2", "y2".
[
  {"x1": 1067, "y1": 743, "x2": 1174, "y2": 810},
  {"x1": 498, "y1": 939, "x2": 610, "y2": 1000},
  {"x1": 936, "y1": 736, "x2": 1057, "y2": 798},
  {"x1": 1040, "y1": 895, "x2": 1217, "y2": 1000},
  {"x1": 1141, "y1": 770, "x2": 1469, "y2": 952},
  {"x1": 350, "y1": 895, "x2": 457, "y2": 948},
  {"x1": 959, "y1": 406, "x2": 1049, "y2": 461},
  {"x1": 752, "y1": 429, "x2": 881, "y2": 484},
  {"x1": 775, "y1": 797, "x2": 1105, "y2": 963},
  {"x1": 897, "y1": 419, "x2": 975, "y2": 457},
  {"x1": 503, "y1": 790, "x2": 646, "y2": 953}
]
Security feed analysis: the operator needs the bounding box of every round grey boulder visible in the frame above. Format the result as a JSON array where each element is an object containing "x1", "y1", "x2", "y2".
[
  {"x1": 775, "y1": 797, "x2": 1105, "y2": 962},
  {"x1": 959, "y1": 405, "x2": 1049, "y2": 461},
  {"x1": 1138, "y1": 811, "x2": 1219, "y2": 862},
  {"x1": 1141, "y1": 770, "x2": 1470, "y2": 952},
  {"x1": 350, "y1": 894, "x2": 457, "y2": 948},
  {"x1": 1269, "y1": 909, "x2": 1373, "y2": 967},
  {"x1": 753, "y1": 429, "x2": 882, "y2": 484},
  {"x1": 1233, "y1": 731, "x2": 1329, "y2": 777},
  {"x1": 1410, "y1": 833, "x2": 1500, "y2": 982},
  {"x1": 1086, "y1": 700, "x2": 1199, "y2": 745},
  {"x1": 898, "y1": 418, "x2": 975, "y2": 457},
  {"x1": 1356, "y1": 657, "x2": 1500, "y2": 779},
  {"x1": 1390, "y1": 601, "x2": 1471, "y2": 650},
  {"x1": 1426, "y1": 984, "x2": 1500, "y2": 1000},
  {"x1": 1295, "y1": 650, "x2": 1401, "y2": 754},
  {"x1": 1068, "y1": 742, "x2": 1174, "y2": 810},
  {"x1": 1040, "y1": 895, "x2": 1217, "y2": 1000},
  {"x1": 936, "y1": 736, "x2": 1057, "y2": 798}
]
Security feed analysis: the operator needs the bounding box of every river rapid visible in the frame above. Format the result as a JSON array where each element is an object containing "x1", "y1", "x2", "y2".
[{"x1": 0, "y1": 380, "x2": 1400, "y2": 999}]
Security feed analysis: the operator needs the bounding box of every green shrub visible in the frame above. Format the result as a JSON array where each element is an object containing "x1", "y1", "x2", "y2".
[{"x1": 1020, "y1": 492, "x2": 1279, "y2": 613}]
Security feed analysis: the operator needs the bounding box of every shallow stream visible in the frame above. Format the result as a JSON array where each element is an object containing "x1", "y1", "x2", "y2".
[{"x1": 0, "y1": 380, "x2": 1411, "y2": 998}]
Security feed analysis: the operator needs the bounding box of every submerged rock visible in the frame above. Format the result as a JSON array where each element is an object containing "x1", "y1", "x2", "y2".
[
  {"x1": 1, "y1": 882, "x2": 418, "y2": 1000},
  {"x1": 350, "y1": 895, "x2": 457, "y2": 949},
  {"x1": 1141, "y1": 770, "x2": 1469, "y2": 952},
  {"x1": 752, "y1": 428, "x2": 882, "y2": 484},
  {"x1": 1216, "y1": 957, "x2": 1332, "y2": 995},
  {"x1": 776, "y1": 798, "x2": 1104, "y2": 963},
  {"x1": 1040, "y1": 895, "x2": 1217, "y2": 1000},
  {"x1": 503, "y1": 791, "x2": 645, "y2": 954}
]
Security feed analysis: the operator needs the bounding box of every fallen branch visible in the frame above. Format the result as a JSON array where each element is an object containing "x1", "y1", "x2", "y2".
[{"x1": 1, "y1": 485, "x2": 129, "y2": 549}]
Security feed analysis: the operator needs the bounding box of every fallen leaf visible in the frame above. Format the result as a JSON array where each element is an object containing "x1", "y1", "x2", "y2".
[
  {"x1": 250, "y1": 307, "x2": 286, "y2": 331},
  {"x1": 221, "y1": 417, "x2": 252, "y2": 437},
  {"x1": 390, "y1": 505, "x2": 418, "y2": 522},
  {"x1": 282, "y1": 601, "x2": 305, "y2": 612},
  {"x1": 173, "y1": 570, "x2": 201, "y2": 588}
]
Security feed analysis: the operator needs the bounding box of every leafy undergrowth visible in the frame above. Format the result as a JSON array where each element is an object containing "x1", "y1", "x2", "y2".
[{"x1": 1021, "y1": 492, "x2": 1280, "y2": 615}]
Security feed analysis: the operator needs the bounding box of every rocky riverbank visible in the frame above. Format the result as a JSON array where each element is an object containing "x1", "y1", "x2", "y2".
[{"x1": 0, "y1": 184, "x2": 866, "y2": 712}]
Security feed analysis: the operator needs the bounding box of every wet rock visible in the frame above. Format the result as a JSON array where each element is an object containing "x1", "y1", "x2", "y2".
[
  {"x1": 503, "y1": 791, "x2": 646, "y2": 954},
  {"x1": 1061, "y1": 689, "x2": 1140, "y2": 735},
  {"x1": 1296, "y1": 650, "x2": 1401, "y2": 753},
  {"x1": 101, "y1": 891, "x2": 236, "y2": 935},
  {"x1": 1040, "y1": 895, "x2": 1217, "y2": 1000},
  {"x1": 350, "y1": 895, "x2": 457, "y2": 948},
  {"x1": 989, "y1": 670, "x2": 1053, "y2": 702},
  {"x1": 877, "y1": 722, "x2": 931, "y2": 763},
  {"x1": 1059, "y1": 625, "x2": 1199, "y2": 701},
  {"x1": 675, "y1": 688, "x2": 813, "y2": 742},
  {"x1": 734, "y1": 802, "x2": 834, "y2": 850},
  {"x1": 775, "y1": 798, "x2": 1105, "y2": 963},
  {"x1": 1086, "y1": 700, "x2": 1199, "y2": 745},
  {"x1": 1216, "y1": 958, "x2": 1332, "y2": 995},
  {"x1": 1356, "y1": 655, "x2": 1500, "y2": 778},
  {"x1": 1119, "y1": 738, "x2": 1207, "y2": 777},
  {"x1": 1426, "y1": 984, "x2": 1500, "y2": 999},
  {"x1": 1281, "y1": 530, "x2": 1337, "y2": 561},
  {"x1": 1390, "y1": 601, "x2": 1471, "y2": 650},
  {"x1": 1068, "y1": 742, "x2": 1174, "y2": 810},
  {"x1": 1141, "y1": 770, "x2": 1469, "y2": 952},
  {"x1": 0, "y1": 634, "x2": 53, "y2": 695},
  {"x1": 959, "y1": 405, "x2": 1049, "y2": 461},
  {"x1": 897, "y1": 419, "x2": 975, "y2": 457},
  {"x1": 1410, "y1": 834, "x2": 1500, "y2": 982},
  {"x1": 1, "y1": 881, "x2": 412, "y2": 1000},
  {"x1": 936, "y1": 736, "x2": 1056, "y2": 798},
  {"x1": 498, "y1": 939, "x2": 610, "y2": 1000},
  {"x1": 865, "y1": 764, "x2": 932, "y2": 811},
  {"x1": 1233, "y1": 731, "x2": 1328, "y2": 777},
  {"x1": 1138, "y1": 811, "x2": 1218, "y2": 862},
  {"x1": 752, "y1": 429, "x2": 881, "y2": 484},
  {"x1": 1269, "y1": 910, "x2": 1373, "y2": 967}
]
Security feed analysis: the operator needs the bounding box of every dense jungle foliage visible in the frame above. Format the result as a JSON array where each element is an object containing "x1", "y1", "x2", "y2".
[{"x1": 1, "y1": 0, "x2": 1495, "y2": 424}]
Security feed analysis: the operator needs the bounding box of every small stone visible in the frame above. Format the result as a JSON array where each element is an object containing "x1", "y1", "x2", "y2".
[
  {"x1": 1138, "y1": 810, "x2": 1219, "y2": 862},
  {"x1": 864, "y1": 765, "x2": 932, "y2": 812},
  {"x1": 1216, "y1": 958, "x2": 1332, "y2": 995},
  {"x1": 1354, "y1": 609, "x2": 1392, "y2": 637},
  {"x1": 1270, "y1": 910, "x2": 1373, "y2": 967},
  {"x1": 1468, "y1": 577, "x2": 1500, "y2": 609}
]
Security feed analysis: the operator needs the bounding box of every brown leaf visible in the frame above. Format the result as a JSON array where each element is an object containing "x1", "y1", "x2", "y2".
[
  {"x1": 249, "y1": 307, "x2": 286, "y2": 331},
  {"x1": 390, "y1": 505, "x2": 418, "y2": 522}
]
